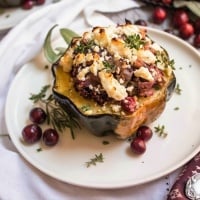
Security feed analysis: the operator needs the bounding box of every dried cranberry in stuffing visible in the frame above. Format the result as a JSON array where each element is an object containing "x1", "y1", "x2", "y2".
[{"x1": 121, "y1": 97, "x2": 136, "y2": 113}]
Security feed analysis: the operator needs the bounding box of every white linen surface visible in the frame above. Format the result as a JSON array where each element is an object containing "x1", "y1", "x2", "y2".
[{"x1": 0, "y1": 0, "x2": 180, "y2": 199}]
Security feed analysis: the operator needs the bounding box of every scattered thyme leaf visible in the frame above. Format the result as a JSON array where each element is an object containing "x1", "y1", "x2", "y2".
[
  {"x1": 37, "y1": 148, "x2": 42, "y2": 152},
  {"x1": 175, "y1": 83, "x2": 182, "y2": 95},
  {"x1": 81, "y1": 105, "x2": 91, "y2": 112},
  {"x1": 29, "y1": 85, "x2": 51, "y2": 103},
  {"x1": 174, "y1": 107, "x2": 180, "y2": 110},
  {"x1": 169, "y1": 59, "x2": 175, "y2": 70},
  {"x1": 85, "y1": 153, "x2": 104, "y2": 168},
  {"x1": 154, "y1": 125, "x2": 168, "y2": 138},
  {"x1": 125, "y1": 34, "x2": 146, "y2": 50},
  {"x1": 102, "y1": 140, "x2": 110, "y2": 145}
]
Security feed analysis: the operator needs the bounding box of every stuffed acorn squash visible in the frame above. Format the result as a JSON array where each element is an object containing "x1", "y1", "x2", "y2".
[{"x1": 52, "y1": 23, "x2": 176, "y2": 139}]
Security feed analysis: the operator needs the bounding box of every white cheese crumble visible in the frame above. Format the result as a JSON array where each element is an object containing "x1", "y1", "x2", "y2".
[
  {"x1": 134, "y1": 67, "x2": 154, "y2": 81},
  {"x1": 99, "y1": 70, "x2": 128, "y2": 101}
]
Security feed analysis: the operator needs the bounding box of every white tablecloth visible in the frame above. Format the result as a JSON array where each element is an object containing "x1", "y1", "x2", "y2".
[{"x1": 0, "y1": 1, "x2": 184, "y2": 199}]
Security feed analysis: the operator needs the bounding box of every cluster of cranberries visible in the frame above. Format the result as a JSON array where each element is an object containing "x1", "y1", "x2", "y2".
[
  {"x1": 22, "y1": 107, "x2": 59, "y2": 147},
  {"x1": 130, "y1": 126, "x2": 153, "y2": 155},
  {"x1": 22, "y1": 0, "x2": 45, "y2": 10},
  {"x1": 153, "y1": 7, "x2": 200, "y2": 48},
  {"x1": 135, "y1": 1, "x2": 200, "y2": 48}
]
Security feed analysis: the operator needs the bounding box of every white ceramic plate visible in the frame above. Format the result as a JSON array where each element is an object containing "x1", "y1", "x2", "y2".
[
  {"x1": 5, "y1": 27, "x2": 200, "y2": 189},
  {"x1": 0, "y1": 0, "x2": 54, "y2": 31}
]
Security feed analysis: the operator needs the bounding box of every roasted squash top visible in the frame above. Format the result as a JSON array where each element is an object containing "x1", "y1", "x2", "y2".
[{"x1": 57, "y1": 23, "x2": 174, "y2": 115}]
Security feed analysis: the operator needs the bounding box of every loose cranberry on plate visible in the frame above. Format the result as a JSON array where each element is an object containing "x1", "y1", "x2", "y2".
[
  {"x1": 136, "y1": 125, "x2": 153, "y2": 141},
  {"x1": 130, "y1": 138, "x2": 146, "y2": 154},
  {"x1": 152, "y1": 7, "x2": 167, "y2": 24},
  {"x1": 22, "y1": 124, "x2": 42, "y2": 144},
  {"x1": 29, "y1": 107, "x2": 47, "y2": 124},
  {"x1": 43, "y1": 128, "x2": 59, "y2": 146}
]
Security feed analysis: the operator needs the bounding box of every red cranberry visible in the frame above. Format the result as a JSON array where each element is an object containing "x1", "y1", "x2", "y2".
[
  {"x1": 29, "y1": 107, "x2": 46, "y2": 124},
  {"x1": 152, "y1": 7, "x2": 167, "y2": 24},
  {"x1": 22, "y1": 0, "x2": 34, "y2": 9},
  {"x1": 134, "y1": 19, "x2": 147, "y2": 26},
  {"x1": 179, "y1": 23, "x2": 194, "y2": 39},
  {"x1": 193, "y1": 34, "x2": 200, "y2": 48},
  {"x1": 121, "y1": 97, "x2": 136, "y2": 113},
  {"x1": 22, "y1": 124, "x2": 42, "y2": 144},
  {"x1": 43, "y1": 128, "x2": 59, "y2": 146},
  {"x1": 172, "y1": 10, "x2": 189, "y2": 28},
  {"x1": 136, "y1": 126, "x2": 153, "y2": 141},
  {"x1": 35, "y1": 0, "x2": 45, "y2": 5},
  {"x1": 130, "y1": 138, "x2": 146, "y2": 154},
  {"x1": 162, "y1": 0, "x2": 172, "y2": 5},
  {"x1": 194, "y1": 18, "x2": 200, "y2": 34}
]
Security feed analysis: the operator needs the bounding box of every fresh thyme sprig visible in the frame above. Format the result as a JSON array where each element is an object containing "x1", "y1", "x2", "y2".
[
  {"x1": 74, "y1": 40, "x2": 95, "y2": 54},
  {"x1": 102, "y1": 61, "x2": 115, "y2": 72},
  {"x1": 29, "y1": 85, "x2": 80, "y2": 139},
  {"x1": 175, "y1": 83, "x2": 182, "y2": 95},
  {"x1": 124, "y1": 34, "x2": 146, "y2": 50},
  {"x1": 85, "y1": 153, "x2": 104, "y2": 168},
  {"x1": 154, "y1": 125, "x2": 168, "y2": 138}
]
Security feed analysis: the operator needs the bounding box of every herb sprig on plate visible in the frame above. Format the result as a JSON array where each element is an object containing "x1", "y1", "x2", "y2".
[
  {"x1": 29, "y1": 85, "x2": 80, "y2": 139},
  {"x1": 85, "y1": 153, "x2": 104, "y2": 168}
]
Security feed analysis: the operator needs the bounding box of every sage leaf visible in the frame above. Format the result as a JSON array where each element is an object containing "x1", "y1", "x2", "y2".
[
  {"x1": 43, "y1": 24, "x2": 60, "y2": 64},
  {"x1": 173, "y1": 1, "x2": 200, "y2": 17},
  {"x1": 60, "y1": 28, "x2": 80, "y2": 44}
]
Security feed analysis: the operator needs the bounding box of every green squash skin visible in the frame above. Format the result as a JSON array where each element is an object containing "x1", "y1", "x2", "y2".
[{"x1": 52, "y1": 62, "x2": 176, "y2": 138}]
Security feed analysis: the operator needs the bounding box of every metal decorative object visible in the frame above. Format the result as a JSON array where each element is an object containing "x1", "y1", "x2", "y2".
[{"x1": 185, "y1": 173, "x2": 200, "y2": 200}]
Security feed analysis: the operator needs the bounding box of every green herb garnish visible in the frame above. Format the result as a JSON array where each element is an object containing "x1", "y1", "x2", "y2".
[
  {"x1": 102, "y1": 140, "x2": 110, "y2": 145},
  {"x1": 174, "y1": 107, "x2": 180, "y2": 110},
  {"x1": 169, "y1": 59, "x2": 175, "y2": 70},
  {"x1": 29, "y1": 85, "x2": 80, "y2": 139},
  {"x1": 154, "y1": 125, "x2": 168, "y2": 137},
  {"x1": 75, "y1": 40, "x2": 95, "y2": 54},
  {"x1": 175, "y1": 83, "x2": 182, "y2": 95},
  {"x1": 43, "y1": 25, "x2": 79, "y2": 63},
  {"x1": 81, "y1": 105, "x2": 91, "y2": 112},
  {"x1": 85, "y1": 153, "x2": 104, "y2": 168},
  {"x1": 102, "y1": 61, "x2": 115, "y2": 72},
  {"x1": 125, "y1": 34, "x2": 145, "y2": 50},
  {"x1": 36, "y1": 148, "x2": 42, "y2": 152}
]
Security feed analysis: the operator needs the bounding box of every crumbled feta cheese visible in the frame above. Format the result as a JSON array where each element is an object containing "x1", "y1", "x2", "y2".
[
  {"x1": 99, "y1": 70, "x2": 128, "y2": 101},
  {"x1": 138, "y1": 50, "x2": 156, "y2": 64},
  {"x1": 134, "y1": 66, "x2": 154, "y2": 81},
  {"x1": 77, "y1": 67, "x2": 90, "y2": 80}
]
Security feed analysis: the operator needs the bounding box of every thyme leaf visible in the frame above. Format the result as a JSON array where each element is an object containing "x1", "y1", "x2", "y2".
[
  {"x1": 29, "y1": 85, "x2": 80, "y2": 139},
  {"x1": 74, "y1": 40, "x2": 95, "y2": 54},
  {"x1": 102, "y1": 61, "x2": 115, "y2": 72},
  {"x1": 85, "y1": 153, "x2": 104, "y2": 168},
  {"x1": 154, "y1": 125, "x2": 168, "y2": 137},
  {"x1": 175, "y1": 83, "x2": 182, "y2": 95},
  {"x1": 29, "y1": 85, "x2": 51, "y2": 103},
  {"x1": 124, "y1": 34, "x2": 145, "y2": 50}
]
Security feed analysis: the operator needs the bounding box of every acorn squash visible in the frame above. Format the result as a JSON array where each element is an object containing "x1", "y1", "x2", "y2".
[{"x1": 52, "y1": 23, "x2": 176, "y2": 139}]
